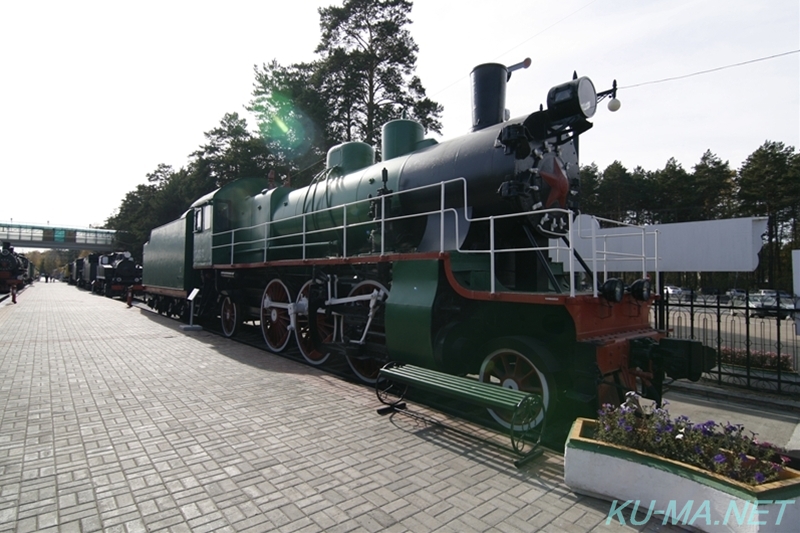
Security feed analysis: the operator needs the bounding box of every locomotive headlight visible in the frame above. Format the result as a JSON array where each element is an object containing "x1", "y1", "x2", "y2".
[
  {"x1": 600, "y1": 278, "x2": 624, "y2": 303},
  {"x1": 629, "y1": 278, "x2": 651, "y2": 301},
  {"x1": 547, "y1": 77, "x2": 597, "y2": 122}
]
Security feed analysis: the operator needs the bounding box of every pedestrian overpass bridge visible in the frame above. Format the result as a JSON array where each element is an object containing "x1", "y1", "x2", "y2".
[{"x1": 0, "y1": 222, "x2": 117, "y2": 251}]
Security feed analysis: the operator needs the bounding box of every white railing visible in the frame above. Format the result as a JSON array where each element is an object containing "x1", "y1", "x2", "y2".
[
  {"x1": 575, "y1": 215, "x2": 660, "y2": 298},
  {"x1": 211, "y1": 178, "x2": 656, "y2": 297}
]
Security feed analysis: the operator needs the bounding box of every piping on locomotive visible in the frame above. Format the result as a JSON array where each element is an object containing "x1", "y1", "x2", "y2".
[{"x1": 142, "y1": 60, "x2": 715, "y2": 431}]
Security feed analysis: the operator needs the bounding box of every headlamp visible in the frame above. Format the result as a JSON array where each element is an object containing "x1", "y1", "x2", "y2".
[
  {"x1": 600, "y1": 278, "x2": 624, "y2": 303},
  {"x1": 629, "y1": 279, "x2": 651, "y2": 301},
  {"x1": 547, "y1": 77, "x2": 597, "y2": 122}
]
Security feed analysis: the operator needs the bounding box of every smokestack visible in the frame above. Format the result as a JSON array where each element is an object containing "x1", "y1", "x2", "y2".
[
  {"x1": 470, "y1": 58, "x2": 531, "y2": 132},
  {"x1": 470, "y1": 63, "x2": 507, "y2": 132}
]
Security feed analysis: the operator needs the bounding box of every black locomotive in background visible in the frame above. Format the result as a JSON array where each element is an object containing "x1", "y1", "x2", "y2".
[
  {"x1": 0, "y1": 241, "x2": 31, "y2": 294},
  {"x1": 69, "y1": 252, "x2": 143, "y2": 297}
]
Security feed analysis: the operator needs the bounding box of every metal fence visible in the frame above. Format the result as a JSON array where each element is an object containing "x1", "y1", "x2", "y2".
[{"x1": 654, "y1": 291, "x2": 800, "y2": 396}]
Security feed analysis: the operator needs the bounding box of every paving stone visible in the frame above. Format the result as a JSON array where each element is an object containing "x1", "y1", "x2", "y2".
[{"x1": 0, "y1": 283, "x2": 685, "y2": 532}]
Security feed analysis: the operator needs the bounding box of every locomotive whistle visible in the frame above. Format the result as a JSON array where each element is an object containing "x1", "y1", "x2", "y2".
[{"x1": 507, "y1": 57, "x2": 532, "y2": 74}]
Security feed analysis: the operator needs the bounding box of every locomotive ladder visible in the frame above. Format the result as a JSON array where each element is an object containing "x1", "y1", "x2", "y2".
[{"x1": 375, "y1": 362, "x2": 545, "y2": 468}]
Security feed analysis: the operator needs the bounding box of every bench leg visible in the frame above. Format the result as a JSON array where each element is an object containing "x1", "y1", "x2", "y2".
[
  {"x1": 375, "y1": 366, "x2": 408, "y2": 407},
  {"x1": 376, "y1": 402, "x2": 407, "y2": 416},
  {"x1": 510, "y1": 395, "x2": 546, "y2": 466},
  {"x1": 514, "y1": 446, "x2": 544, "y2": 468}
]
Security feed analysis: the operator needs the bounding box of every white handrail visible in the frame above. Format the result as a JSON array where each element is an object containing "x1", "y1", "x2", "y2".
[{"x1": 209, "y1": 177, "x2": 654, "y2": 296}]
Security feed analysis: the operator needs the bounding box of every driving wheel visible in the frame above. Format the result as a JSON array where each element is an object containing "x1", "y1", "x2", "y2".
[
  {"x1": 220, "y1": 296, "x2": 241, "y2": 338},
  {"x1": 343, "y1": 279, "x2": 388, "y2": 383},
  {"x1": 294, "y1": 279, "x2": 334, "y2": 365},
  {"x1": 479, "y1": 340, "x2": 551, "y2": 432},
  {"x1": 261, "y1": 279, "x2": 292, "y2": 352}
]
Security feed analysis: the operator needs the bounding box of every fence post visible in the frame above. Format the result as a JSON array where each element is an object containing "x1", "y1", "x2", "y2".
[
  {"x1": 776, "y1": 296, "x2": 782, "y2": 394},
  {"x1": 716, "y1": 296, "x2": 722, "y2": 385}
]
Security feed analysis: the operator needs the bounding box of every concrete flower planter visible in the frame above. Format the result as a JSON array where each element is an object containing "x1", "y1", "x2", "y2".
[{"x1": 564, "y1": 418, "x2": 800, "y2": 533}]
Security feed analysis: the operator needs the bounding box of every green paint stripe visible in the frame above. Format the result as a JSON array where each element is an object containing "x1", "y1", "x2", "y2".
[{"x1": 567, "y1": 437, "x2": 800, "y2": 501}]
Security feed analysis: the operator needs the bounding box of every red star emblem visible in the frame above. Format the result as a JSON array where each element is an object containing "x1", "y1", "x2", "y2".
[{"x1": 539, "y1": 158, "x2": 569, "y2": 209}]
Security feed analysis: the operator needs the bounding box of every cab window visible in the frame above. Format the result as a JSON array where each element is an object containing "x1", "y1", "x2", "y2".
[{"x1": 194, "y1": 207, "x2": 204, "y2": 233}]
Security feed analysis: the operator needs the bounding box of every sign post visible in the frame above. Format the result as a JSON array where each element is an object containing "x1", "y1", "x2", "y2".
[{"x1": 180, "y1": 288, "x2": 203, "y2": 331}]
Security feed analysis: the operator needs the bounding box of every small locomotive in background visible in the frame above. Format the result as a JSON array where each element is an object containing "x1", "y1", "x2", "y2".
[
  {"x1": 70, "y1": 252, "x2": 143, "y2": 298},
  {"x1": 0, "y1": 241, "x2": 33, "y2": 294}
]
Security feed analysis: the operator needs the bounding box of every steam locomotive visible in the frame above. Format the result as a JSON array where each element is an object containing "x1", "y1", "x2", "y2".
[
  {"x1": 70, "y1": 252, "x2": 143, "y2": 297},
  {"x1": 0, "y1": 241, "x2": 27, "y2": 294},
  {"x1": 142, "y1": 61, "x2": 714, "y2": 431},
  {"x1": 94, "y1": 251, "x2": 142, "y2": 297},
  {"x1": 68, "y1": 257, "x2": 84, "y2": 286}
]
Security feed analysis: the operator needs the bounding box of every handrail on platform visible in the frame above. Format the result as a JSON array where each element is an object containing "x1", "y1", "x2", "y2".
[{"x1": 209, "y1": 177, "x2": 658, "y2": 297}]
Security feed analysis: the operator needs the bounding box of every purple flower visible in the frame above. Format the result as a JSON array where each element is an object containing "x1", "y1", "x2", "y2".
[
  {"x1": 724, "y1": 423, "x2": 740, "y2": 434},
  {"x1": 590, "y1": 398, "x2": 792, "y2": 488},
  {"x1": 696, "y1": 421, "x2": 717, "y2": 436}
]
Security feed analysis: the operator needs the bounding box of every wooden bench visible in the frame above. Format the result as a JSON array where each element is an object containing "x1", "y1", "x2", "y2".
[{"x1": 375, "y1": 362, "x2": 545, "y2": 467}]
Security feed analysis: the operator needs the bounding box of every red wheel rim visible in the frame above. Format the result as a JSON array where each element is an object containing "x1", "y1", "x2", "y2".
[
  {"x1": 343, "y1": 280, "x2": 387, "y2": 383},
  {"x1": 295, "y1": 280, "x2": 334, "y2": 365},
  {"x1": 261, "y1": 279, "x2": 292, "y2": 352}
]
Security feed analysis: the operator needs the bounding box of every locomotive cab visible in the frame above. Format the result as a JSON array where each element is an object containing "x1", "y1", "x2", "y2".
[{"x1": 190, "y1": 177, "x2": 269, "y2": 268}]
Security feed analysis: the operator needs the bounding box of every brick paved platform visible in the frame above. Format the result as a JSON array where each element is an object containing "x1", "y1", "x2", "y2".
[{"x1": 0, "y1": 282, "x2": 680, "y2": 532}]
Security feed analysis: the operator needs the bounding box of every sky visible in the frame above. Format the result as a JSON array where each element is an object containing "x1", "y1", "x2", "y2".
[{"x1": 1, "y1": 0, "x2": 798, "y2": 231}]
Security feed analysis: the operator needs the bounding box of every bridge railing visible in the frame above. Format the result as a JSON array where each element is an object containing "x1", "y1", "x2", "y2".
[{"x1": 0, "y1": 223, "x2": 116, "y2": 249}]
